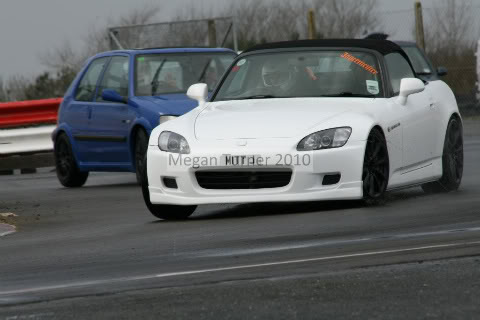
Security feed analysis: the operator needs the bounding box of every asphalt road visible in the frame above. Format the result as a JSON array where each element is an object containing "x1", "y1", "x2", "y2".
[{"x1": 1, "y1": 121, "x2": 480, "y2": 319}]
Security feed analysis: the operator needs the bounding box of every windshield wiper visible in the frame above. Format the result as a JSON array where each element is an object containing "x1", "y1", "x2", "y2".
[
  {"x1": 235, "y1": 95, "x2": 277, "y2": 100},
  {"x1": 416, "y1": 72, "x2": 433, "y2": 76},
  {"x1": 321, "y1": 92, "x2": 376, "y2": 98},
  {"x1": 151, "y1": 59, "x2": 167, "y2": 95},
  {"x1": 197, "y1": 59, "x2": 213, "y2": 83}
]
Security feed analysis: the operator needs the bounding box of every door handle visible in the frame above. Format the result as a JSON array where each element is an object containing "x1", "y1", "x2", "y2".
[{"x1": 121, "y1": 119, "x2": 131, "y2": 124}]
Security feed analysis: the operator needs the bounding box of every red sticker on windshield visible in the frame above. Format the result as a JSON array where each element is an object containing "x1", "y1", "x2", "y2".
[
  {"x1": 341, "y1": 52, "x2": 378, "y2": 75},
  {"x1": 232, "y1": 66, "x2": 240, "y2": 72}
]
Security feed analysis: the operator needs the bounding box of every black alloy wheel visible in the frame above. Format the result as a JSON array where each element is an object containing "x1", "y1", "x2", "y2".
[
  {"x1": 362, "y1": 128, "x2": 389, "y2": 203},
  {"x1": 55, "y1": 133, "x2": 89, "y2": 187},
  {"x1": 422, "y1": 117, "x2": 463, "y2": 193}
]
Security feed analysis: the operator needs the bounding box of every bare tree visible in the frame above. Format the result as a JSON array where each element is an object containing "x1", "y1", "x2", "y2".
[
  {"x1": 309, "y1": 0, "x2": 381, "y2": 38},
  {"x1": 425, "y1": 0, "x2": 475, "y2": 55},
  {"x1": 264, "y1": 0, "x2": 303, "y2": 42},
  {"x1": 0, "y1": 77, "x2": 7, "y2": 102},
  {"x1": 41, "y1": 4, "x2": 160, "y2": 74},
  {"x1": 168, "y1": 7, "x2": 215, "y2": 47},
  {"x1": 3, "y1": 76, "x2": 30, "y2": 102},
  {"x1": 39, "y1": 40, "x2": 86, "y2": 75},
  {"x1": 107, "y1": 4, "x2": 161, "y2": 50},
  {"x1": 424, "y1": 0, "x2": 478, "y2": 99}
]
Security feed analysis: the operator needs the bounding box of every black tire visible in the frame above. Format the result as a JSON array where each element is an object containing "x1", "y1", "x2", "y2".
[
  {"x1": 141, "y1": 154, "x2": 197, "y2": 220},
  {"x1": 422, "y1": 117, "x2": 463, "y2": 193},
  {"x1": 362, "y1": 128, "x2": 389, "y2": 204},
  {"x1": 54, "y1": 133, "x2": 88, "y2": 188},
  {"x1": 135, "y1": 129, "x2": 148, "y2": 185}
]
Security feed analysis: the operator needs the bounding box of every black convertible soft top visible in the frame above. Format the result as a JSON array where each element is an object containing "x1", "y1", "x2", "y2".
[{"x1": 243, "y1": 39, "x2": 406, "y2": 56}]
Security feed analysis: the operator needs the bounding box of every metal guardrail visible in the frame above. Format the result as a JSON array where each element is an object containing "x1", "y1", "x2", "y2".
[
  {"x1": 0, "y1": 98, "x2": 61, "y2": 129},
  {"x1": 0, "y1": 99, "x2": 62, "y2": 173},
  {"x1": 0, "y1": 126, "x2": 56, "y2": 155}
]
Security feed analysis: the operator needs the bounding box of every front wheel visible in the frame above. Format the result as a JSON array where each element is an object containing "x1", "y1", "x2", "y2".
[
  {"x1": 141, "y1": 155, "x2": 197, "y2": 220},
  {"x1": 54, "y1": 133, "x2": 89, "y2": 188},
  {"x1": 362, "y1": 128, "x2": 389, "y2": 204},
  {"x1": 422, "y1": 117, "x2": 463, "y2": 193}
]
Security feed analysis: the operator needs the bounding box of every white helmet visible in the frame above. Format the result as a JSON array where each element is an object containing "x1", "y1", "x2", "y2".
[{"x1": 261, "y1": 61, "x2": 292, "y2": 88}]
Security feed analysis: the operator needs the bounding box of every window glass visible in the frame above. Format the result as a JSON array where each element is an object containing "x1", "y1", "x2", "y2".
[
  {"x1": 135, "y1": 53, "x2": 236, "y2": 96},
  {"x1": 402, "y1": 46, "x2": 432, "y2": 75},
  {"x1": 75, "y1": 57, "x2": 109, "y2": 101},
  {"x1": 385, "y1": 53, "x2": 415, "y2": 95},
  {"x1": 214, "y1": 51, "x2": 383, "y2": 101},
  {"x1": 97, "y1": 56, "x2": 129, "y2": 101}
]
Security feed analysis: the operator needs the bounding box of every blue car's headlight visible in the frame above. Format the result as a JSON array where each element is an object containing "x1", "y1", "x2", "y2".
[
  {"x1": 297, "y1": 127, "x2": 352, "y2": 151},
  {"x1": 159, "y1": 115, "x2": 177, "y2": 125},
  {"x1": 158, "y1": 131, "x2": 190, "y2": 154}
]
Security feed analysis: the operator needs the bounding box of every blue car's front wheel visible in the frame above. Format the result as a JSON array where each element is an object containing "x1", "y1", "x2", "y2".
[{"x1": 54, "y1": 133, "x2": 89, "y2": 188}]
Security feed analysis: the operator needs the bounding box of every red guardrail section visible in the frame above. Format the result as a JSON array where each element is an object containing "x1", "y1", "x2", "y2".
[{"x1": 0, "y1": 98, "x2": 62, "y2": 129}]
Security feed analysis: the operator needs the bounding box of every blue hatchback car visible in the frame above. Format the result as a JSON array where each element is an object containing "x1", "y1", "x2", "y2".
[{"x1": 53, "y1": 48, "x2": 236, "y2": 187}]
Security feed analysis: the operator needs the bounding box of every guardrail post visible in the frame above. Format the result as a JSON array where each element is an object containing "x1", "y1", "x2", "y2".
[{"x1": 307, "y1": 9, "x2": 317, "y2": 40}]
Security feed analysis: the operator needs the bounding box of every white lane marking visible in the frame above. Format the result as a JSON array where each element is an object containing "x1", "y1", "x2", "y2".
[
  {"x1": 197, "y1": 226, "x2": 480, "y2": 258},
  {"x1": 0, "y1": 223, "x2": 16, "y2": 237},
  {"x1": 198, "y1": 238, "x2": 373, "y2": 257},
  {"x1": 1, "y1": 240, "x2": 480, "y2": 297},
  {"x1": 4, "y1": 313, "x2": 54, "y2": 320}
]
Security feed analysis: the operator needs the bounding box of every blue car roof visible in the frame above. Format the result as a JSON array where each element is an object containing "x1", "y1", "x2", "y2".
[{"x1": 92, "y1": 47, "x2": 236, "y2": 58}]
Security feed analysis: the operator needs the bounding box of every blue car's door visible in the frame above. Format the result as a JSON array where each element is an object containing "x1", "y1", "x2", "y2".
[
  {"x1": 88, "y1": 55, "x2": 134, "y2": 166},
  {"x1": 68, "y1": 57, "x2": 110, "y2": 163}
]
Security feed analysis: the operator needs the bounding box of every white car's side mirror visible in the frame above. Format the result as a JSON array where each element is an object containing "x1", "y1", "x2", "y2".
[
  {"x1": 187, "y1": 83, "x2": 208, "y2": 104},
  {"x1": 397, "y1": 78, "x2": 425, "y2": 105}
]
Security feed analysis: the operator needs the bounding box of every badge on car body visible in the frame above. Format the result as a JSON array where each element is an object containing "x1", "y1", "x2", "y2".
[{"x1": 236, "y1": 140, "x2": 248, "y2": 146}]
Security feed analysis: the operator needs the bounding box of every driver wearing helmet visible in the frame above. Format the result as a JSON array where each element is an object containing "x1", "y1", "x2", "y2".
[
  {"x1": 262, "y1": 62, "x2": 293, "y2": 89},
  {"x1": 242, "y1": 59, "x2": 297, "y2": 97},
  {"x1": 261, "y1": 60, "x2": 297, "y2": 96}
]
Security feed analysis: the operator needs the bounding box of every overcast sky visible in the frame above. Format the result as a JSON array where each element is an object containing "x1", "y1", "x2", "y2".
[{"x1": 0, "y1": 0, "x2": 476, "y2": 79}]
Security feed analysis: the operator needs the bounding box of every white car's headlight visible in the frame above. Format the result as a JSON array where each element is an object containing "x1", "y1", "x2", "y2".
[
  {"x1": 159, "y1": 115, "x2": 177, "y2": 125},
  {"x1": 297, "y1": 127, "x2": 352, "y2": 151},
  {"x1": 158, "y1": 131, "x2": 190, "y2": 154}
]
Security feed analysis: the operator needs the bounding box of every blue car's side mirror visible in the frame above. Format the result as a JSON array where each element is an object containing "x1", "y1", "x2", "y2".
[
  {"x1": 102, "y1": 89, "x2": 127, "y2": 104},
  {"x1": 437, "y1": 66, "x2": 448, "y2": 77}
]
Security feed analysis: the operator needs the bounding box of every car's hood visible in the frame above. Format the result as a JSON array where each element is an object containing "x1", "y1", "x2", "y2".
[
  {"x1": 194, "y1": 98, "x2": 372, "y2": 140},
  {"x1": 134, "y1": 94, "x2": 197, "y2": 115}
]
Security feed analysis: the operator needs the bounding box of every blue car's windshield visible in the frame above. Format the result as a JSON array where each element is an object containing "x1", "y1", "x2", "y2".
[
  {"x1": 135, "y1": 53, "x2": 235, "y2": 96},
  {"x1": 402, "y1": 46, "x2": 433, "y2": 75},
  {"x1": 213, "y1": 50, "x2": 383, "y2": 101}
]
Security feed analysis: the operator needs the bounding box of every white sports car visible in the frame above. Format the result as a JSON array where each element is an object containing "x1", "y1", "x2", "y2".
[{"x1": 142, "y1": 39, "x2": 463, "y2": 220}]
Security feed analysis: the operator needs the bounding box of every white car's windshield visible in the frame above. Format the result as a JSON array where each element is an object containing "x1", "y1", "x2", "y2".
[
  {"x1": 213, "y1": 50, "x2": 383, "y2": 101},
  {"x1": 135, "y1": 53, "x2": 235, "y2": 96}
]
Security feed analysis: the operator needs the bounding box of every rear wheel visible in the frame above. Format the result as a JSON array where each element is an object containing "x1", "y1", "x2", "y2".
[
  {"x1": 135, "y1": 129, "x2": 148, "y2": 185},
  {"x1": 422, "y1": 117, "x2": 463, "y2": 193},
  {"x1": 362, "y1": 128, "x2": 389, "y2": 204},
  {"x1": 55, "y1": 133, "x2": 88, "y2": 188},
  {"x1": 141, "y1": 154, "x2": 197, "y2": 220}
]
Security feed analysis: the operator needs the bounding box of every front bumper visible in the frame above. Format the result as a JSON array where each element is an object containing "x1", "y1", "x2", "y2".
[{"x1": 147, "y1": 139, "x2": 366, "y2": 205}]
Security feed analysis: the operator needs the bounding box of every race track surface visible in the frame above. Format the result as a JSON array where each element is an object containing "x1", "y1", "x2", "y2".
[{"x1": 1, "y1": 121, "x2": 479, "y2": 319}]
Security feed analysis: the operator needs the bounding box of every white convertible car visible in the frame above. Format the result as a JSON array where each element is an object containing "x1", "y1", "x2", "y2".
[{"x1": 142, "y1": 39, "x2": 463, "y2": 220}]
